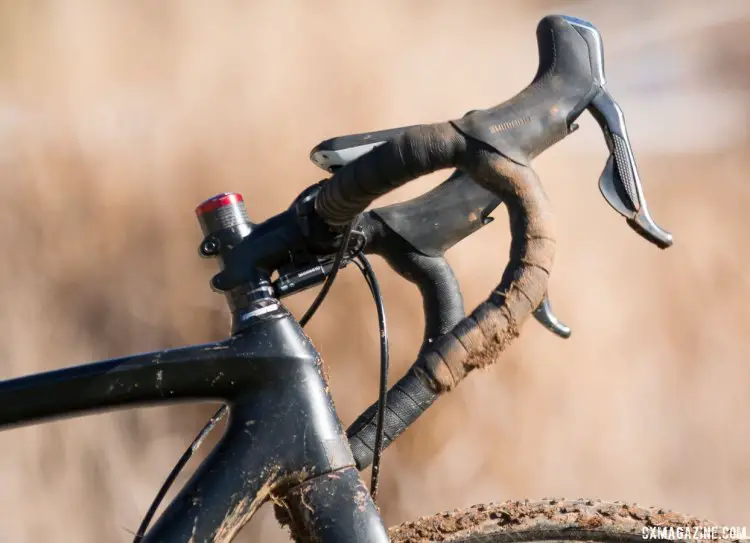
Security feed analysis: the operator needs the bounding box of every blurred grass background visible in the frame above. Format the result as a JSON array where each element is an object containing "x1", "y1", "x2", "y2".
[{"x1": 0, "y1": 0, "x2": 748, "y2": 541}]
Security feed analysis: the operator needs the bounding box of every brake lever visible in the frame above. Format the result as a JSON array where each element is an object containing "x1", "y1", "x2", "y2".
[
  {"x1": 561, "y1": 16, "x2": 673, "y2": 249},
  {"x1": 588, "y1": 90, "x2": 673, "y2": 248}
]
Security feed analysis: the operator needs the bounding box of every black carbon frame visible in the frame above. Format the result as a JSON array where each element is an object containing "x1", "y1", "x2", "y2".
[{"x1": 0, "y1": 307, "x2": 390, "y2": 542}]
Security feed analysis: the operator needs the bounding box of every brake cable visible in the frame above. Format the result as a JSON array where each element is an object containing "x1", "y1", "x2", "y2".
[
  {"x1": 351, "y1": 253, "x2": 389, "y2": 501},
  {"x1": 134, "y1": 220, "x2": 394, "y2": 540},
  {"x1": 132, "y1": 406, "x2": 227, "y2": 542},
  {"x1": 299, "y1": 222, "x2": 354, "y2": 327}
]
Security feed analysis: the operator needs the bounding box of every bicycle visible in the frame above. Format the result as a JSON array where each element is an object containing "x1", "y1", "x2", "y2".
[{"x1": 0, "y1": 14, "x2": 731, "y2": 543}]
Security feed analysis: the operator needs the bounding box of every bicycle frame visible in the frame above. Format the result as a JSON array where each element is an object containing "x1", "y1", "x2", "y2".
[{"x1": 0, "y1": 308, "x2": 390, "y2": 542}]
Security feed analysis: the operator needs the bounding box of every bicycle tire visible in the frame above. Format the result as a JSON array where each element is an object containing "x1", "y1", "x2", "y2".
[{"x1": 388, "y1": 498, "x2": 736, "y2": 542}]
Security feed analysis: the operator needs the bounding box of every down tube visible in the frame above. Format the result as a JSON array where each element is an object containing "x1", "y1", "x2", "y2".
[{"x1": 142, "y1": 355, "x2": 389, "y2": 541}]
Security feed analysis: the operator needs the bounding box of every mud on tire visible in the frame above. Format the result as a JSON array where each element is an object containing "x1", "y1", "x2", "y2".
[{"x1": 388, "y1": 498, "x2": 736, "y2": 542}]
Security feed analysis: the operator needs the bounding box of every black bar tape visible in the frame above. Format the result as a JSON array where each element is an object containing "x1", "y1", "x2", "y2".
[
  {"x1": 367, "y1": 223, "x2": 465, "y2": 352},
  {"x1": 347, "y1": 367, "x2": 438, "y2": 470}
]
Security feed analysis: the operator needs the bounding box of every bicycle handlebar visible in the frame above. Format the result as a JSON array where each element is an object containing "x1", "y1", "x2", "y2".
[
  {"x1": 316, "y1": 14, "x2": 673, "y2": 469},
  {"x1": 208, "y1": 15, "x2": 673, "y2": 471},
  {"x1": 317, "y1": 119, "x2": 557, "y2": 466}
]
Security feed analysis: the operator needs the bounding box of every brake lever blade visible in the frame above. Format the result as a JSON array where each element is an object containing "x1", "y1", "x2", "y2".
[
  {"x1": 588, "y1": 92, "x2": 673, "y2": 249},
  {"x1": 558, "y1": 17, "x2": 672, "y2": 249},
  {"x1": 533, "y1": 295, "x2": 571, "y2": 339}
]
